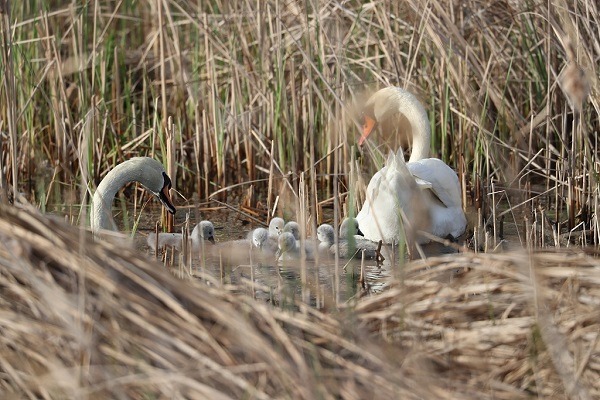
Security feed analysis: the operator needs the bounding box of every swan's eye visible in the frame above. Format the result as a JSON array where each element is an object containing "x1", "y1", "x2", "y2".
[{"x1": 358, "y1": 115, "x2": 365, "y2": 126}]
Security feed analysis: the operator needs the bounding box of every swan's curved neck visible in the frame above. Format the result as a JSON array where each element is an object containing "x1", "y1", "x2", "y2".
[
  {"x1": 91, "y1": 161, "x2": 145, "y2": 232},
  {"x1": 395, "y1": 91, "x2": 431, "y2": 162}
]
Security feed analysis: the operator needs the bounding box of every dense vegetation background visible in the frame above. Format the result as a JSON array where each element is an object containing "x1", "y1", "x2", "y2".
[{"x1": 0, "y1": 0, "x2": 598, "y2": 240}]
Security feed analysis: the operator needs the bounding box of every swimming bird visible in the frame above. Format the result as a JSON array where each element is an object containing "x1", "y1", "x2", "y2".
[
  {"x1": 91, "y1": 157, "x2": 176, "y2": 234},
  {"x1": 283, "y1": 221, "x2": 322, "y2": 257},
  {"x1": 283, "y1": 221, "x2": 300, "y2": 240},
  {"x1": 276, "y1": 232, "x2": 314, "y2": 261},
  {"x1": 339, "y1": 217, "x2": 364, "y2": 240},
  {"x1": 191, "y1": 220, "x2": 216, "y2": 247},
  {"x1": 268, "y1": 217, "x2": 285, "y2": 237},
  {"x1": 356, "y1": 87, "x2": 466, "y2": 244},
  {"x1": 317, "y1": 223, "x2": 379, "y2": 259},
  {"x1": 147, "y1": 220, "x2": 215, "y2": 252},
  {"x1": 251, "y1": 227, "x2": 278, "y2": 254},
  {"x1": 266, "y1": 217, "x2": 285, "y2": 251},
  {"x1": 251, "y1": 227, "x2": 269, "y2": 249},
  {"x1": 209, "y1": 226, "x2": 274, "y2": 263},
  {"x1": 147, "y1": 232, "x2": 185, "y2": 251},
  {"x1": 338, "y1": 217, "x2": 378, "y2": 258},
  {"x1": 236, "y1": 227, "x2": 275, "y2": 251},
  {"x1": 316, "y1": 224, "x2": 336, "y2": 252}
]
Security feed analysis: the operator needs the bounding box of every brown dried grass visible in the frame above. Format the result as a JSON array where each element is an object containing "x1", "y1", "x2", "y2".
[
  {"x1": 1, "y1": 204, "x2": 599, "y2": 399},
  {"x1": 355, "y1": 251, "x2": 600, "y2": 399},
  {"x1": 0, "y1": 203, "x2": 435, "y2": 399}
]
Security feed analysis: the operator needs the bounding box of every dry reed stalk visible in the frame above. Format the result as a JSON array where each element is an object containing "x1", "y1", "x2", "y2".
[
  {"x1": 354, "y1": 250, "x2": 600, "y2": 399},
  {"x1": 0, "y1": 202, "x2": 454, "y2": 399},
  {"x1": 0, "y1": 0, "x2": 16, "y2": 203}
]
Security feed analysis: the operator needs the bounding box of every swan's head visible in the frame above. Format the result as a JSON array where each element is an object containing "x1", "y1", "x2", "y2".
[
  {"x1": 339, "y1": 217, "x2": 363, "y2": 238},
  {"x1": 358, "y1": 87, "x2": 428, "y2": 151},
  {"x1": 191, "y1": 220, "x2": 216, "y2": 244},
  {"x1": 157, "y1": 172, "x2": 176, "y2": 215},
  {"x1": 358, "y1": 87, "x2": 401, "y2": 146},
  {"x1": 91, "y1": 157, "x2": 176, "y2": 233},
  {"x1": 252, "y1": 227, "x2": 269, "y2": 248},
  {"x1": 316, "y1": 224, "x2": 335, "y2": 245},
  {"x1": 275, "y1": 232, "x2": 297, "y2": 260},
  {"x1": 268, "y1": 217, "x2": 285, "y2": 236},
  {"x1": 132, "y1": 157, "x2": 176, "y2": 215},
  {"x1": 283, "y1": 221, "x2": 300, "y2": 240}
]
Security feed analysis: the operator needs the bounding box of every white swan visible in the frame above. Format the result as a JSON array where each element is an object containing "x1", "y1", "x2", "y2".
[
  {"x1": 356, "y1": 87, "x2": 466, "y2": 244},
  {"x1": 91, "y1": 157, "x2": 176, "y2": 233}
]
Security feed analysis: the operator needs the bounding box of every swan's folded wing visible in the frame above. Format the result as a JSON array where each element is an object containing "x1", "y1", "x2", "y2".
[
  {"x1": 414, "y1": 177, "x2": 432, "y2": 189},
  {"x1": 407, "y1": 159, "x2": 462, "y2": 208},
  {"x1": 359, "y1": 167, "x2": 384, "y2": 215}
]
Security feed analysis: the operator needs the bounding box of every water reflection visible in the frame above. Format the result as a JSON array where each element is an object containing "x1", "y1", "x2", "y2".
[
  {"x1": 146, "y1": 233, "x2": 465, "y2": 308},
  {"x1": 156, "y1": 243, "x2": 391, "y2": 306}
]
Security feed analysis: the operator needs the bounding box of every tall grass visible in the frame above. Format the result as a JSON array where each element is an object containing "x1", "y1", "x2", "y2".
[{"x1": 0, "y1": 0, "x2": 598, "y2": 245}]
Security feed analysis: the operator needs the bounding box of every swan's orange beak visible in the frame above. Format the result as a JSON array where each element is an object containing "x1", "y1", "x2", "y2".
[{"x1": 358, "y1": 115, "x2": 377, "y2": 146}]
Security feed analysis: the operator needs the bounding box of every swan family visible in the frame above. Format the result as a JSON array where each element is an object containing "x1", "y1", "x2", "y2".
[{"x1": 91, "y1": 86, "x2": 466, "y2": 258}]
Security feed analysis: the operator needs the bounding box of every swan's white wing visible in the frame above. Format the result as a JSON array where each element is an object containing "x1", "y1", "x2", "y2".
[
  {"x1": 356, "y1": 169, "x2": 378, "y2": 225},
  {"x1": 407, "y1": 158, "x2": 462, "y2": 208},
  {"x1": 357, "y1": 152, "x2": 467, "y2": 242},
  {"x1": 356, "y1": 152, "x2": 420, "y2": 243},
  {"x1": 413, "y1": 177, "x2": 432, "y2": 189},
  {"x1": 356, "y1": 165, "x2": 393, "y2": 242}
]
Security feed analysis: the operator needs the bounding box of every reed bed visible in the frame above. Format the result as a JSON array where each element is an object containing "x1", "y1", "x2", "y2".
[
  {"x1": 3, "y1": 196, "x2": 599, "y2": 399},
  {"x1": 0, "y1": 203, "x2": 424, "y2": 399},
  {"x1": 355, "y1": 250, "x2": 600, "y2": 399}
]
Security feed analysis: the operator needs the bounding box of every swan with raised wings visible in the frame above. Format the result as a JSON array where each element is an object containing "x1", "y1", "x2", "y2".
[
  {"x1": 91, "y1": 157, "x2": 176, "y2": 233},
  {"x1": 356, "y1": 87, "x2": 466, "y2": 244}
]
